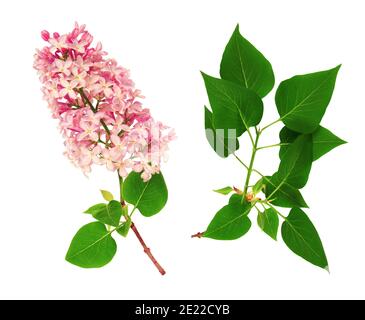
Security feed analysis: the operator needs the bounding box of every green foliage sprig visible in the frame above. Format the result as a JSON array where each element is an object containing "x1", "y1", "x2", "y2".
[
  {"x1": 194, "y1": 25, "x2": 347, "y2": 270},
  {"x1": 66, "y1": 172, "x2": 168, "y2": 275}
]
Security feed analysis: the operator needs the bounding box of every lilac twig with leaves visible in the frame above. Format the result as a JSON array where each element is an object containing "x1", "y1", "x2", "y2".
[
  {"x1": 34, "y1": 23, "x2": 175, "y2": 274},
  {"x1": 194, "y1": 24, "x2": 346, "y2": 271}
]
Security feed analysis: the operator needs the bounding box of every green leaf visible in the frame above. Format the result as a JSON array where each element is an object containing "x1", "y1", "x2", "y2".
[
  {"x1": 280, "y1": 126, "x2": 346, "y2": 161},
  {"x1": 220, "y1": 24, "x2": 275, "y2": 98},
  {"x1": 94, "y1": 200, "x2": 123, "y2": 227},
  {"x1": 279, "y1": 126, "x2": 300, "y2": 160},
  {"x1": 275, "y1": 65, "x2": 341, "y2": 133},
  {"x1": 205, "y1": 106, "x2": 239, "y2": 157},
  {"x1": 84, "y1": 201, "x2": 123, "y2": 227},
  {"x1": 312, "y1": 126, "x2": 347, "y2": 160},
  {"x1": 100, "y1": 190, "x2": 114, "y2": 201},
  {"x1": 276, "y1": 134, "x2": 313, "y2": 189},
  {"x1": 228, "y1": 193, "x2": 244, "y2": 204},
  {"x1": 84, "y1": 203, "x2": 106, "y2": 215},
  {"x1": 116, "y1": 206, "x2": 131, "y2": 237},
  {"x1": 65, "y1": 222, "x2": 117, "y2": 269},
  {"x1": 257, "y1": 208, "x2": 279, "y2": 240},
  {"x1": 204, "y1": 200, "x2": 252, "y2": 240},
  {"x1": 262, "y1": 175, "x2": 308, "y2": 208},
  {"x1": 213, "y1": 186, "x2": 233, "y2": 195},
  {"x1": 122, "y1": 171, "x2": 168, "y2": 217},
  {"x1": 117, "y1": 221, "x2": 132, "y2": 237},
  {"x1": 117, "y1": 220, "x2": 132, "y2": 238},
  {"x1": 202, "y1": 73, "x2": 263, "y2": 137},
  {"x1": 282, "y1": 208, "x2": 328, "y2": 270},
  {"x1": 252, "y1": 178, "x2": 265, "y2": 195}
]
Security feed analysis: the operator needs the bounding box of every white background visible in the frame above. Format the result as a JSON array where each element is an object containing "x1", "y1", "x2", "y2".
[{"x1": 0, "y1": 0, "x2": 364, "y2": 300}]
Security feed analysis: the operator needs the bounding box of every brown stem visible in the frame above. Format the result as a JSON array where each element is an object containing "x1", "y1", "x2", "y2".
[
  {"x1": 118, "y1": 175, "x2": 165, "y2": 276},
  {"x1": 130, "y1": 222, "x2": 166, "y2": 276},
  {"x1": 191, "y1": 232, "x2": 204, "y2": 238}
]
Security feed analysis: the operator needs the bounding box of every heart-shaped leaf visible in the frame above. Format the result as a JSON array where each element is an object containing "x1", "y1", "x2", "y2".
[
  {"x1": 220, "y1": 24, "x2": 275, "y2": 98},
  {"x1": 204, "y1": 200, "x2": 252, "y2": 240},
  {"x1": 282, "y1": 208, "x2": 328, "y2": 270},
  {"x1": 275, "y1": 65, "x2": 340, "y2": 133},
  {"x1": 66, "y1": 222, "x2": 117, "y2": 268},
  {"x1": 257, "y1": 208, "x2": 279, "y2": 240},
  {"x1": 279, "y1": 126, "x2": 346, "y2": 161},
  {"x1": 123, "y1": 172, "x2": 168, "y2": 217},
  {"x1": 202, "y1": 73, "x2": 263, "y2": 137}
]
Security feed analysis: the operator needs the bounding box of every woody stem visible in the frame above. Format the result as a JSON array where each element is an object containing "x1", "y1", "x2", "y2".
[
  {"x1": 130, "y1": 223, "x2": 166, "y2": 276},
  {"x1": 118, "y1": 174, "x2": 166, "y2": 276}
]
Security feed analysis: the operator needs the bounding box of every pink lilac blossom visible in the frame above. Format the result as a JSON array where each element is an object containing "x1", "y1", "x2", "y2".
[{"x1": 34, "y1": 23, "x2": 175, "y2": 181}]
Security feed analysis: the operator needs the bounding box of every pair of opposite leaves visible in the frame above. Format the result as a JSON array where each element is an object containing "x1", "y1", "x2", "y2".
[
  {"x1": 201, "y1": 25, "x2": 346, "y2": 271},
  {"x1": 66, "y1": 25, "x2": 346, "y2": 272}
]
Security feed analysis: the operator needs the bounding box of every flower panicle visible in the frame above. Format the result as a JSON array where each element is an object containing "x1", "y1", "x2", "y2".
[{"x1": 34, "y1": 23, "x2": 175, "y2": 181}]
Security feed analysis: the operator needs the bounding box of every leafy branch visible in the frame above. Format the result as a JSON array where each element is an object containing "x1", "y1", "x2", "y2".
[
  {"x1": 66, "y1": 171, "x2": 168, "y2": 275},
  {"x1": 194, "y1": 24, "x2": 346, "y2": 271}
]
